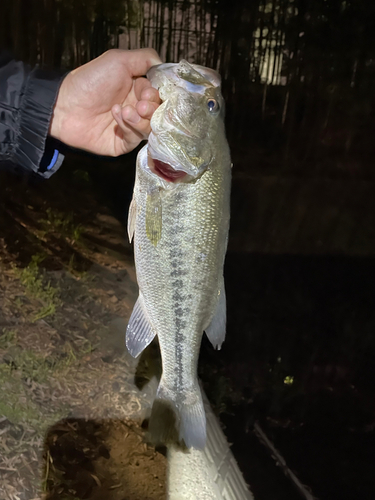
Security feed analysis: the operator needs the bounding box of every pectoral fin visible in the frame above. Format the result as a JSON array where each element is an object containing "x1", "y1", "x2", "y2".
[
  {"x1": 205, "y1": 282, "x2": 226, "y2": 350},
  {"x1": 127, "y1": 195, "x2": 137, "y2": 243},
  {"x1": 126, "y1": 294, "x2": 156, "y2": 358},
  {"x1": 146, "y1": 188, "x2": 162, "y2": 247}
]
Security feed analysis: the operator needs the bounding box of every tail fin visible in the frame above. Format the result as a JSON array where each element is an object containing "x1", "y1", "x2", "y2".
[{"x1": 148, "y1": 378, "x2": 206, "y2": 450}]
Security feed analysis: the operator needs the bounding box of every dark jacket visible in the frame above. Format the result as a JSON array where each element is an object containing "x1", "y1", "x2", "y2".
[{"x1": 0, "y1": 52, "x2": 65, "y2": 178}]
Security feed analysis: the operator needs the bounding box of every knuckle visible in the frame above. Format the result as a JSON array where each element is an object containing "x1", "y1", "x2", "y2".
[
  {"x1": 142, "y1": 47, "x2": 161, "y2": 63},
  {"x1": 147, "y1": 48, "x2": 159, "y2": 58}
]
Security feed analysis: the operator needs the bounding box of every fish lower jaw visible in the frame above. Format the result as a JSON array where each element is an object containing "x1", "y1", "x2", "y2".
[{"x1": 147, "y1": 152, "x2": 188, "y2": 184}]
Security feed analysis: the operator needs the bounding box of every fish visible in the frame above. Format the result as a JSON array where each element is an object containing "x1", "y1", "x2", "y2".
[{"x1": 126, "y1": 60, "x2": 231, "y2": 449}]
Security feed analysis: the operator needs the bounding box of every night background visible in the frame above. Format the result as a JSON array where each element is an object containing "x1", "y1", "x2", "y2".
[{"x1": 1, "y1": 1, "x2": 375, "y2": 499}]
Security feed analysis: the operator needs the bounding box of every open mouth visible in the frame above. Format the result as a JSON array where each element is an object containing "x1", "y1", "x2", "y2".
[{"x1": 149, "y1": 157, "x2": 187, "y2": 183}]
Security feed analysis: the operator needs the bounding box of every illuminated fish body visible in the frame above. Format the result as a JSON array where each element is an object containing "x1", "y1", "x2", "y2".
[{"x1": 126, "y1": 60, "x2": 231, "y2": 449}]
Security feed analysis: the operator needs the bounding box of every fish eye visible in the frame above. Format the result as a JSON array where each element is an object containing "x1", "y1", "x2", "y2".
[{"x1": 207, "y1": 98, "x2": 219, "y2": 113}]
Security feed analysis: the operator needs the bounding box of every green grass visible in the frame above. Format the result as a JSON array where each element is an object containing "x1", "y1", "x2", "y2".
[
  {"x1": 0, "y1": 329, "x2": 17, "y2": 349},
  {"x1": 33, "y1": 303, "x2": 57, "y2": 322},
  {"x1": 14, "y1": 254, "x2": 60, "y2": 320},
  {"x1": 0, "y1": 362, "x2": 62, "y2": 430},
  {"x1": 73, "y1": 168, "x2": 90, "y2": 183},
  {"x1": 41, "y1": 208, "x2": 83, "y2": 243},
  {"x1": 1, "y1": 253, "x2": 97, "y2": 432},
  {"x1": 67, "y1": 253, "x2": 89, "y2": 279},
  {"x1": 5, "y1": 348, "x2": 52, "y2": 383},
  {"x1": 0, "y1": 342, "x2": 79, "y2": 429}
]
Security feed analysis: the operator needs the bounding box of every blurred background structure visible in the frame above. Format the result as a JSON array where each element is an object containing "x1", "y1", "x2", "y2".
[{"x1": 3, "y1": 0, "x2": 375, "y2": 183}]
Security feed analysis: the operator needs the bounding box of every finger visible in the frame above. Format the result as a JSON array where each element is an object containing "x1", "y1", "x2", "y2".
[
  {"x1": 112, "y1": 104, "x2": 151, "y2": 138},
  {"x1": 133, "y1": 76, "x2": 161, "y2": 104},
  {"x1": 140, "y1": 86, "x2": 161, "y2": 104},
  {"x1": 122, "y1": 48, "x2": 162, "y2": 77},
  {"x1": 136, "y1": 100, "x2": 159, "y2": 121},
  {"x1": 122, "y1": 105, "x2": 152, "y2": 137},
  {"x1": 133, "y1": 77, "x2": 153, "y2": 101}
]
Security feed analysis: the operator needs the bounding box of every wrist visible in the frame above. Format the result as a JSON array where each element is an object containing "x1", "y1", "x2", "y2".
[{"x1": 49, "y1": 74, "x2": 69, "y2": 141}]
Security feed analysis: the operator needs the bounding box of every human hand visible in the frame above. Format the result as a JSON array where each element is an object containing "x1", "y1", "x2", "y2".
[{"x1": 49, "y1": 48, "x2": 162, "y2": 156}]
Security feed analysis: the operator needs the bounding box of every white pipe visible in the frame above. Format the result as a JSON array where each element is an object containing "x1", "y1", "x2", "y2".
[{"x1": 168, "y1": 389, "x2": 254, "y2": 500}]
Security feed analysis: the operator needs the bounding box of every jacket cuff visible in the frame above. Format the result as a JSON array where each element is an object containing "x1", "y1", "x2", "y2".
[{"x1": 14, "y1": 67, "x2": 66, "y2": 176}]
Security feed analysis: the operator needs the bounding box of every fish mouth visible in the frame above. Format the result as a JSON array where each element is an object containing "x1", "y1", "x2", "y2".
[{"x1": 148, "y1": 155, "x2": 188, "y2": 183}]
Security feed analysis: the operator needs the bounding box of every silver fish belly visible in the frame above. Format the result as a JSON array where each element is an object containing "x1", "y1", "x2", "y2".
[{"x1": 126, "y1": 60, "x2": 231, "y2": 449}]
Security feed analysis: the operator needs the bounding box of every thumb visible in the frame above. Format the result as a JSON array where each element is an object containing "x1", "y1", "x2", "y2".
[{"x1": 122, "y1": 48, "x2": 162, "y2": 77}]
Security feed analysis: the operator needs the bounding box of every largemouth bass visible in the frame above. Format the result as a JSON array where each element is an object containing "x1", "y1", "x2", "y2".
[{"x1": 126, "y1": 60, "x2": 231, "y2": 449}]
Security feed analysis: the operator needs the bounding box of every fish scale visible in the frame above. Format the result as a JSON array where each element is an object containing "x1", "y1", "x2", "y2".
[{"x1": 126, "y1": 60, "x2": 231, "y2": 449}]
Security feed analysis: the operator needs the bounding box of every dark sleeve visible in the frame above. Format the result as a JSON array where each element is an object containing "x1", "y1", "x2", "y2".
[{"x1": 0, "y1": 52, "x2": 66, "y2": 178}]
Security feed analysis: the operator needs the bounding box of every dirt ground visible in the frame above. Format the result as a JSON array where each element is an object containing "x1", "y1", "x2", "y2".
[{"x1": 0, "y1": 163, "x2": 166, "y2": 500}]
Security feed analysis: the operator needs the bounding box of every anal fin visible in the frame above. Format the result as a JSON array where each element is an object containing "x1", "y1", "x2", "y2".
[
  {"x1": 126, "y1": 294, "x2": 156, "y2": 358},
  {"x1": 205, "y1": 281, "x2": 226, "y2": 350}
]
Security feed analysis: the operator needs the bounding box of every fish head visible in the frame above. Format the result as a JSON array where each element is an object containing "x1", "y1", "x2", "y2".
[{"x1": 146, "y1": 60, "x2": 226, "y2": 184}]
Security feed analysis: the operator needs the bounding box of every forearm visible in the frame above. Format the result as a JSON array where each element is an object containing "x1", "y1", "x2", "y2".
[{"x1": 0, "y1": 53, "x2": 66, "y2": 178}]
